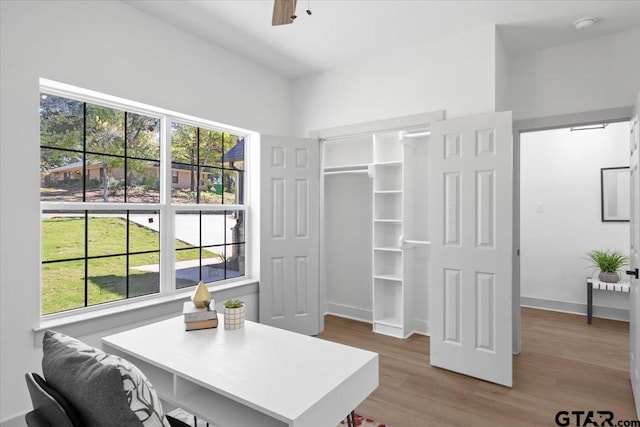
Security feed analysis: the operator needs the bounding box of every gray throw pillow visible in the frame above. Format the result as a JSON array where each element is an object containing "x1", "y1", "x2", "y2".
[{"x1": 42, "y1": 330, "x2": 170, "y2": 427}]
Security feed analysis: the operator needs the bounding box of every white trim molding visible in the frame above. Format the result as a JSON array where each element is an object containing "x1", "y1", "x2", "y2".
[{"x1": 521, "y1": 296, "x2": 630, "y2": 322}]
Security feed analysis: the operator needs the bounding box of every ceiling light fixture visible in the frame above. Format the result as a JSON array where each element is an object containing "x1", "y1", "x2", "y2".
[
  {"x1": 573, "y1": 17, "x2": 596, "y2": 31},
  {"x1": 570, "y1": 123, "x2": 608, "y2": 132}
]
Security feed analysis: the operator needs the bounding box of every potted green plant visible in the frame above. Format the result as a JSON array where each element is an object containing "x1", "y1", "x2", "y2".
[
  {"x1": 223, "y1": 299, "x2": 245, "y2": 330},
  {"x1": 584, "y1": 249, "x2": 628, "y2": 283}
]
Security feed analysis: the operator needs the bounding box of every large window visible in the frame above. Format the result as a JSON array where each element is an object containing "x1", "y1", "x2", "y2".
[
  {"x1": 170, "y1": 122, "x2": 246, "y2": 289},
  {"x1": 40, "y1": 89, "x2": 247, "y2": 316}
]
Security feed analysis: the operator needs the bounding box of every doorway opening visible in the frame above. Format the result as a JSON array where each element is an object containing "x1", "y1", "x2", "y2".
[
  {"x1": 519, "y1": 121, "x2": 631, "y2": 320},
  {"x1": 513, "y1": 107, "x2": 634, "y2": 355}
]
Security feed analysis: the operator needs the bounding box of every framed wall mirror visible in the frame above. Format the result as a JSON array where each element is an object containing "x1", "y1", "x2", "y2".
[{"x1": 601, "y1": 166, "x2": 630, "y2": 222}]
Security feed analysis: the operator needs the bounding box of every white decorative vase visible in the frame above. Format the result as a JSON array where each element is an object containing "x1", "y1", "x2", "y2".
[
  {"x1": 598, "y1": 271, "x2": 620, "y2": 283},
  {"x1": 224, "y1": 304, "x2": 245, "y2": 330}
]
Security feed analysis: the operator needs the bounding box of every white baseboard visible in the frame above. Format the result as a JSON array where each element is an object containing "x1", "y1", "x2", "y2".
[
  {"x1": 326, "y1": 297, "x2": 628, "y2": 337},
  {"x1": 520, "y1": 296, "x2": 630, "y2": 322},
  {"x1": 324, "y1": 302, "x2": 431, "y2": 337},
  {"x1": 412, "y1": 319, "x2": 430, "y2": 336},
  {"x1": 325, "y1": 302, "x2": 372, "y2": 323},
  {"x1": 1, "y1": 413, "x2": 25, "y2": 427}
]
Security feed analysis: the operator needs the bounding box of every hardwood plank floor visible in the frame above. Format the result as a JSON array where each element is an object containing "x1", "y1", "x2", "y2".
[{"x1": 317, "y1": 308, "x2": 636, "y2": 426}]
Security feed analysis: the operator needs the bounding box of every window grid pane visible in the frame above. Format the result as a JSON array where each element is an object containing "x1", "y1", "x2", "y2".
[
  {"x1": 41, "y1": 209, "x2": 161, "y2": 315},
  {"x1": 41, "y1": 92, "x2": 247, "y2": 315},
  {"x1": 87, "y1": 255, "x2": 127, "y2": 306},
  {"x1": 41, "y1": 260, "x2": 85, "y2": 314},
  {"x1": 175, "y1": 210, "x2": 246, "y2": 289},
  {"x1": 39, "y1": 94, "x2": 84, "y2": 152},
  {"x1": 129, "y1": 252, "x2": 160, "y2": 298},
  {"x1": 85, "y1": 104, "x2": 125, "y2": 156},
  {"x1": 170, "y1": 121, "x2": 244, "y2": 206},
  {"x1": 40, "y1": 94, "x2": 162, "y2": 204}
]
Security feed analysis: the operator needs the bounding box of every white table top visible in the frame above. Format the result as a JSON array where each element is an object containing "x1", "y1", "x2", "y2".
[{"x1": 102, "y1": 316, "x2": 378, "y2": 425}]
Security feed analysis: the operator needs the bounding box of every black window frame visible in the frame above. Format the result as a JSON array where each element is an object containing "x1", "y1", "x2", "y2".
[{"x1": 39, "y1": 88, "x2": 248, "y2": 317}]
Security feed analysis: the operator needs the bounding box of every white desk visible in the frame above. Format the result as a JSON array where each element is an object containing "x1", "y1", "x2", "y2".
[{"x1": 102, "y1": 316, "x2": 378, "y2": 427}]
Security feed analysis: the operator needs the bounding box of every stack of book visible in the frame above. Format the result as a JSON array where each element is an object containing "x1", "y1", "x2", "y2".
[{"x1": 183, "y1": 301, "x2": 218, "y2": 331}]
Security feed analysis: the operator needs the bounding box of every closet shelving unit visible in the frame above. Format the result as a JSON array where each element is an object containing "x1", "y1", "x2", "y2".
[
  {"x1": 370, "y1": 132, "x2": 415, "y2": 338},
  {"x1": 321, "y1": 127, "x2": 431, "y2": 339}
]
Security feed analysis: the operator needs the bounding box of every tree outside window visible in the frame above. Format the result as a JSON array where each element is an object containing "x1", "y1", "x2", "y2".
[{"x1": 40, "y1": 91, "x2": 246, "y2": 315}]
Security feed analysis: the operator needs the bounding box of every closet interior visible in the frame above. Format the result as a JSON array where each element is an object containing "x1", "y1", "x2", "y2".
[{"x1": 321, "y1": 129, "x2": 431, "y2": 338}]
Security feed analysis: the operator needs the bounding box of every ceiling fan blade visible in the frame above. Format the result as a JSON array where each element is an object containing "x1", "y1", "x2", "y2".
[{"x1": 272, "y1": 0, "x2": 297, "y2": 26}]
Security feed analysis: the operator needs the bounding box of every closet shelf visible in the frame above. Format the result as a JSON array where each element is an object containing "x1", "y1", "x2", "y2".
[
  {"x1": 374, "y1": 161, "x2": 402, "y2": 167},
  {"x1": 374, "y1": 190, "x2": 402, "y2": 194},
  {"x1": 373, "y1": 247, "x2": 402, "y2": 252},
  {"x1": 403, "y1": 240, "x2": 431, "y2": 246},
  {"x1": 323, "y1": 164, "x2": 371, "y2": 176},
  {"x1": 323, "y1": 169, "x2": 369, "y2": 176},
  {"x1": 323, "y1": 163, "x2": 370, "y2": 174},
  {"x1": 374, "y1": 274, "x2": 403, "y2": 282}
]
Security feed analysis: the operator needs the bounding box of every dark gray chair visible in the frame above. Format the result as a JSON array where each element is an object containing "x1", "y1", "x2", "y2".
[
  {"x1": 25, "y1": 372, "x2": 190, "y2": 427},
  {"x1": 25, "y1": 372, "x2": 75, "y2": 427}
]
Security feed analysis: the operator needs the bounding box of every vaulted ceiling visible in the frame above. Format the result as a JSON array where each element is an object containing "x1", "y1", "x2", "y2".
[{"x1": 126, "y1": 0, "x2": 640, "y2": 78}]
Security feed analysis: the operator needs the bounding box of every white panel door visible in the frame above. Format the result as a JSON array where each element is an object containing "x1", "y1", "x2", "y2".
[
  {"x1": 629, "y1": 92, "x2": 640, "y2": 417},
  {"x1": 429, "y1": 111, "x2": 513, "y2": 387},
  {"x1": 260, "y1": 135, "x2": 320, "y2": 335}
]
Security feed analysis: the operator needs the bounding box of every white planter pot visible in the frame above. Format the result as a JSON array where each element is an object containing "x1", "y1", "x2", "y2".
[{"x1": 224, "y1": 304, "x2": 245, "y2": 330}]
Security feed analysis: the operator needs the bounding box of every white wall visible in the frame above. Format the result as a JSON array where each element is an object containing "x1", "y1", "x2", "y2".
[
  {"x1": 520, "y1": 122, "x2": 630, "y2": 318},
  {"x1": 306, "y1": 26, "x2": 501, "y2": 334},
  {"x1": 509, "y1": 28, "x2": 640, "y2": 121},
  {"x1": 324, "y1": 174, "x2": 373, "y2": 320},
  {"x1": 495, "y1": 30, "x2": 509, "y2": 113},
  {"x1": 291, "y1": 25, "x2": 499, "y2": 137},
  {"x1": 0, "y1": 1, "x2": 291, "y2": 423}
]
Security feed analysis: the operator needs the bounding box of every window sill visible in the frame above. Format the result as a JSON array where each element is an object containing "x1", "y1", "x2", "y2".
[{"x1": 34, "y1": 278, "x2": 258, "y2": 336}]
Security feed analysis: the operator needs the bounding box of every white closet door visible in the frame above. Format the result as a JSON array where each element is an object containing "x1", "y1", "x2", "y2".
[
  {"x1": 259, "y1": 135, "x2": 320, "y2": 335},
  {"x1": 429, "y1": 111, "x2": 513, "y2": 387},
  {"x1": 629, "y1": 92, "x2": 640, "y2": 417}
]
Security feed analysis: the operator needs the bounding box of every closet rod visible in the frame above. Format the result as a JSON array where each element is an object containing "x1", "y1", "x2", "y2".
[
  {"x1": 402, "y1": 130, "x2": 431, "y2": 138},
  {"x1": 318, "y1": 126, "x2": 430, "y2": 143},
  {"x1": 319, "y1": 132, "x2": 377, "y2": 143},
  {"x1": 404, "y1": 240, "x2": 431, "y2": 246}
]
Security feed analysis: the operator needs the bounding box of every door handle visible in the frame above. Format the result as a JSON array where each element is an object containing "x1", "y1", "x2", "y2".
[{"x1": 626, "y1": 268, "x2": 639, "y2": 279}]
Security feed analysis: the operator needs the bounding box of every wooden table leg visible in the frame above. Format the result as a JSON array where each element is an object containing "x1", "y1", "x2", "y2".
[{"x1": 347, "y1": 410, "x2": 356, "y2": 427}]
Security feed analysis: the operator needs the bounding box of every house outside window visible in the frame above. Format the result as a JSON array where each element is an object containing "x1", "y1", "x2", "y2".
[
  {"x1": 171, "y1": 122, "x2": 246, "y2": 289},
  {"x1": 39, "y1": 87, "x2": 247, "y2": 316}
]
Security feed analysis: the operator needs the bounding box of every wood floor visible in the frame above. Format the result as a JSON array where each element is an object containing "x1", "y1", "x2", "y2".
[{"x1": 317, "y1": 308, "x2": 636, "y2": 426}]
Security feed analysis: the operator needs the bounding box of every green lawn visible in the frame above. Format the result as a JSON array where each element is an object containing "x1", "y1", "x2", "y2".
[{"x1": 42, "y1": 216, "x2": 220, "y2": 314}]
